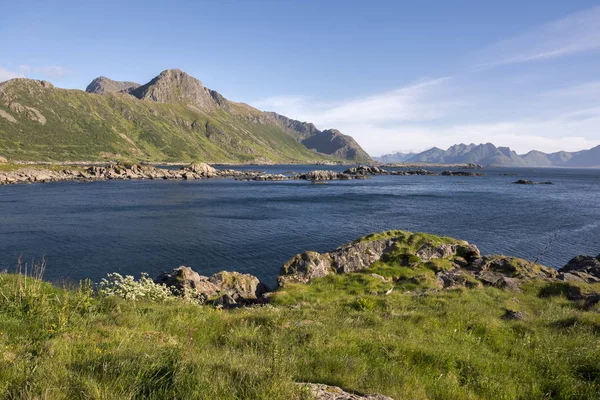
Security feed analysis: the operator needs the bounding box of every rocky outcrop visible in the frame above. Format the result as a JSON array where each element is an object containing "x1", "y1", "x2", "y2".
[
  {"x1": 512, "y1": 179, "x2": 553, "y2": 185},
  {"x1": 277, "y1": 230, "x2": 584, "y2": 294},
  {"x1": 441, "y1": 170, "x2": 485, "y2": 177},
  {"x1": 0, "y1": 162, "x2": 270, "y2": 185},
  {"x1": 344, "y1": 165, "x2": 388, "y2": 175},
  {"x1": 279, "y1": 252, "x2": 334, "y2": 286},
  {"x1": 155, "y1": 266, "x2": 268, "y2": 305},
  {"x1": 558, "y1": 254, "x2": 600, "y2": 283},
  {"x1": 279, "y1": 233, "x2": 479, "y2": 286},
  {"x1": 390, "y1": 169, "x2": 435, "y2": 176},
  {"x1": 294, "y1": 170, "x2": 367, "y2": 181},
  {"x1": 297, "y1": 383, "x2": 393, "y2": 400}
]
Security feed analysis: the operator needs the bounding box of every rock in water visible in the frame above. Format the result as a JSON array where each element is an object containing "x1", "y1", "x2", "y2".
[{"x1": 344, "y1": 165, "x2": 389, "y2": 175}]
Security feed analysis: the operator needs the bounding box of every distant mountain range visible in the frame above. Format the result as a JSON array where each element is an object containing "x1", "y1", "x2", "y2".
[
  {"x1": 376, "y1": 143, "x2": 600, "y2": 167},
  {"x1": 372, "y1": 152, "x2": 416, "y2": 163},
  {"x1": 0, "y1": 69, "x2": 370, "y2": 163}
]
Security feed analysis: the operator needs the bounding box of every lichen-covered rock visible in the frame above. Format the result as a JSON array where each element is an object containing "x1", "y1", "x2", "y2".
[
  {"x1": 297, "y1": 383, "x2": 394, "y2": 400},
  {"x1": 469, "y1": 256, "x2": 557, "y2": 280},
  {"x1": 279, "y1": 251, "x2": 333, "y2": 286},
  {"x1": 331, "y1": 238, "x2": 397, "y2": 273},
  {"x1": 156, "y1": 267, "x2": 268, "y2": 303},
  {"x1": 208, "y1": 271, "x2": 269, "y2": 301},
  {"x1": 155, "y1": 266, "x2": 218, "y2": 299}
]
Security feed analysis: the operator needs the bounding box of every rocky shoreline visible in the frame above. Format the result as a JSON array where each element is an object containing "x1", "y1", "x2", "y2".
[
  {"x1": 0, "y1": 163, "x2": 489, "y2": 186},
  {"x1": 150, "y1": 230, "x2": 600, "y2": 310}
]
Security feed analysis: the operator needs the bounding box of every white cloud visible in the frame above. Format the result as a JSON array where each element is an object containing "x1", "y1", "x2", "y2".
[
  {"x1": 0, "y1": 66, "x2": 24, "y2": 82},
  {"x1": 18, "y1": 65, "x2": 66, "y2": 80},
  {"x1": 474, "y1": 6, "x2": 600, "y2": 69}
]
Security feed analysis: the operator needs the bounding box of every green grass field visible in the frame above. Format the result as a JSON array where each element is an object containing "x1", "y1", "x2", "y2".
[{"x1": 1, "y1": 239, "x2": 599, "y2": 399}]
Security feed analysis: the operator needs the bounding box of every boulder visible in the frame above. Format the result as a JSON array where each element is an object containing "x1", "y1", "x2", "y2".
[
  {"x1": 208, "y1": 271, "x2": 269, "y2": 301},
  {"x1": 185, "y1": 163, "x2": 217, "y2": 177},
  {"x1": 330, "y1": 238, "x2": 397, "y2": 273},
  {"x1": 279, "y1": 251, "x2": 333, "y2": 286},
  {"x1": 513, "y1": 179, "x2": 536, "y2": 185},
  {"x1": 155, "y1": 266, "x2": 218, "y2": 298},
  {"x1": 559, "y1": 255, "x2": 600, "y2": 280}
]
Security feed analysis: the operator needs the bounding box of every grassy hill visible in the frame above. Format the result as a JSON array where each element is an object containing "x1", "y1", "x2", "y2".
[
  {"x1": 0, "y1": 71, "x2": 371, "y2": 163},
  {"x1": 1, "y1": 231, "x2": 599, "y2": 399}
]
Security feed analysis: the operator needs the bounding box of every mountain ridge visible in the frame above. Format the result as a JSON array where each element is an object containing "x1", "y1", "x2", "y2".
[
  {"x1": 0, "y1": 70, "x2": 371, "y2": 163},
  {"x1": 378, "y1": 143, "x2": 599, "y2": 167}
]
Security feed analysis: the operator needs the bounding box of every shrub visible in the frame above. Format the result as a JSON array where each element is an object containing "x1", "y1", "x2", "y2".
[{"x1": 99, "y1": 273, "x2": 175, "y2": 302}]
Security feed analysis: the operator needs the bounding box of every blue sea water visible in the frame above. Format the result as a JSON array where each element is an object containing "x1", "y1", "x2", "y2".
[{"x1": 0, "y1": 165, "x2": 599, "y2": 287}]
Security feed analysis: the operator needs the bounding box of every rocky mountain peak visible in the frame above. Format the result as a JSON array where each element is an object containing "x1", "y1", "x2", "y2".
[
  {"x1": 128, "y1": 69, "x2": 226, "y2": 110},
  {"x1": 85, "y1": 76, "x2": 140, "y2": 94}
]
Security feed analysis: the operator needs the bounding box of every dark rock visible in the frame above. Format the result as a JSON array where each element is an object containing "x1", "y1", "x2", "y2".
[
  {"x1": 513, "y1": 179, "x2": 536, "y2": 185},
  {"x1": 390, "y1": 169, "x2": 434, "y2": 176},
  {"x1": 502, "y1": 309, "x2": 527, "y2": 321},
  {"x1": 214, "y1": 293, "x2": 237, "y2": 307},
  {"x1": 441, "y1": 170, "x2": 485, "y2": 177},
  {"x1": 559, "y1": 255, "x2": 600, "y2": 280}
]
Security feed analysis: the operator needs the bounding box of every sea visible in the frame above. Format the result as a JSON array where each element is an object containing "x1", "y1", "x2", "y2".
[{"x1": 1, "y1": 165, "x2": 599, "y2": 287}]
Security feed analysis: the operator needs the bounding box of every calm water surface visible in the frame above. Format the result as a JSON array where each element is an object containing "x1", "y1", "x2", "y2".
[{"x1": 1, "y1": 165, "x2": 599, "y2": 287}]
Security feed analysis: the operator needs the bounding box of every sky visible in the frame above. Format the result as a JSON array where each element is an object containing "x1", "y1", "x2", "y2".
[{"x1": 1, "y1": 0, "x2": 600, "y2": 156}]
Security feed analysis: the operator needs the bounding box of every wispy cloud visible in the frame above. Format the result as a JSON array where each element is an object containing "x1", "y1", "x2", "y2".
[
  {"x1": 19, "y1": 65, "x2": 66, "y2": 80},
  {"x1": 0, "y1": 66, "x2": 25, "y2": 82},
  {"x1": 0, "y1": 65, "x2": 67, "y2": 83},
  {"x1": 474, "y1": 6, "x2": 600, "y2": 69}
]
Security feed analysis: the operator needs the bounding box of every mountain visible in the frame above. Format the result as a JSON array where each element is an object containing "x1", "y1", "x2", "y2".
[
  {"x1": 373, "y1": 152, "x2": 416, "y2": 163},
  {"x1": 404, "y1": 143, "x2": 600, "y2": 167},
  {"x1": 85, "y1": 77, "x2": 140, "y2": 94},
  {"x1": 263, "y1": 113, "x2": 371, "y2": 162},
  {"x1": 0, "y1": 70, "x2": 370, "y2": 163}
]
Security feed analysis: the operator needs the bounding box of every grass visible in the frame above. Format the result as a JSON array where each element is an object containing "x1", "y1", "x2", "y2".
[{"x1": 1, "y1": 249, "x2": 600, "y2": 399}]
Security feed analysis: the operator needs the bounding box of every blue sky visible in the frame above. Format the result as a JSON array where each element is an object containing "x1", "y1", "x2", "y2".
[{"x1": 1, "y1": 0, "x2": 600, "y2": 155}]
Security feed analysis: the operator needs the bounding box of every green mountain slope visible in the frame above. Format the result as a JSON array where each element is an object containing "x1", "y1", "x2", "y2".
[{"x1": 0, "y1": 70, "x2": 369, "y2": 163}]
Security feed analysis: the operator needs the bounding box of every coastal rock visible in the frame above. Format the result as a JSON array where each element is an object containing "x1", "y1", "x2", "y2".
[
  {"x1": 184, "y1": 163, "x2": 217, "y2": 177},
  {"x1": 390, "y1": 169, "x2": 434, "y2": 176},
  {"x1": 294, "y1": 170, "x2": 364, "y2": 181},
  {"x1": 279, "y1": 251, "x2": 334, "y2": 286},
  {"x1": 344, "y1": 165, "x2": 388, "y2": 175},
  {"x1": 469, "y1": 256, "x2": 557, "y2": 280},
  {"x1": 558, "y1": 255, "x2": 600, "y2": 283},
  {"x1": 0, "y1": 156, "x2": 7, "y2": 163},
  {"x1": 330, "y1": 238, "x2": 397, "y2": 273},
  {"x1": 156, "y1": 267, "x2": 268, "y2": 303},
  {"x1": 238, "y1": 173, "x2": 288, "y2": 181},
  {"x1": 513, "y1": 179, "x2": 536, "y2": 185},
  {"x1": 208, "y1": 271, "x2": 269, "y2": 301},
  {"x1": 441, "y1": 170, "x2": 485, "y2": 177},
  {"x1": 297, "y1": 383, "x2": 394, "y2": 400},
  {"x1": 155, "y1": 266, "x2": 218, "y2": 299}
]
